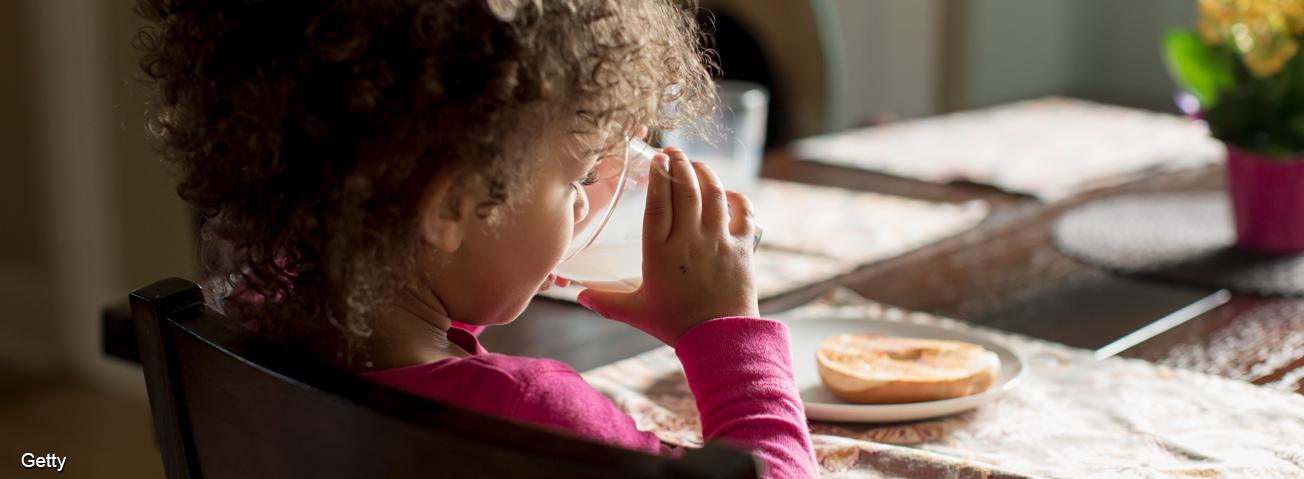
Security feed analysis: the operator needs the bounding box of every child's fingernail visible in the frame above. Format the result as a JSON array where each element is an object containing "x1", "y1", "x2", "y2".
[
  {"x1": 654, "y1": 154, "x2": 669, "y2": 172},
  {"x1": 577, "y1": 295, "x2": 594, "y2": 310}
]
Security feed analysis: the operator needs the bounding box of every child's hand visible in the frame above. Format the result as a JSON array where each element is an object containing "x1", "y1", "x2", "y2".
[{"x1": 577, "y1": 147, "x2": 760, "y2": 347}]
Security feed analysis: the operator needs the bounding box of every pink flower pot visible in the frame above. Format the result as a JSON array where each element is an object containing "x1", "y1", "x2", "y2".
[{"x1": 1225, "y1": 144, "x2": 1304, "y2": 254}]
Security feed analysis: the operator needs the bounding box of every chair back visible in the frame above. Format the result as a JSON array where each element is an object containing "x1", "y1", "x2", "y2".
[{"x1": 131, "y1": 277, "x2": 757, "y2": 479}]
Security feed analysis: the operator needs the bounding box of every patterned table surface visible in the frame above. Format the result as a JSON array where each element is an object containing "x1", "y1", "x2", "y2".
[{"x1": 582, "y1": 288, "x2": 1304, "y2": 478}]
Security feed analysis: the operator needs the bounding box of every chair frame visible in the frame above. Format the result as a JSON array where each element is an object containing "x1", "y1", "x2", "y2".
[{"x1": 131, "y1": 277, "x2": 757, "y2": 479}]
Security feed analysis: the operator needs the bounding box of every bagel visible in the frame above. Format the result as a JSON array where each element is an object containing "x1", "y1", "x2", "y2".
[{"x1": 816, "y1": 333, "x2": 1000, "y2": 404}]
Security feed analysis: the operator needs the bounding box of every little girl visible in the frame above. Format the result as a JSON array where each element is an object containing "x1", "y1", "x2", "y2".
[{"x1": 137, "y1": 0, "x2": 816, "y2": 477}]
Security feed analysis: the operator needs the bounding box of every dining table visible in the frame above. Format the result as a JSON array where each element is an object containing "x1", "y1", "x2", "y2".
[
  {"x1": 100, "y1": 118, "x2": 1304, "y2": 478},
  {"x1": 486, "y1": 151, "x2": 1304, "y2": 477},
  {"x1": 475, "y1": 150, "x2": 1304, "y2": 397}
]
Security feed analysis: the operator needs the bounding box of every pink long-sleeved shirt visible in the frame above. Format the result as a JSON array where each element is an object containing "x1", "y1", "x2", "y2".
[{"x1": 361, "y1": 316, "x2": 817, "y2": 478}]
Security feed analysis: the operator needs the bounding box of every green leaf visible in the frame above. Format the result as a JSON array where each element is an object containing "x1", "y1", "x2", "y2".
[
  {"x1": 1291, "y1": 116, "x2": 1304, "y2": 146},
  {"x1": 1290, "y1": 43, "x2": 1304, "y2": 114},
  {"x1": 1163, "y1": 30, "x2": 1236, "y2": 109}
]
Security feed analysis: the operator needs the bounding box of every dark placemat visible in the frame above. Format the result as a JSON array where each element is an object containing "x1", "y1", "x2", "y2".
[{"x1": 1051, "y1": 192, "x2": 1304, "y2": 297}]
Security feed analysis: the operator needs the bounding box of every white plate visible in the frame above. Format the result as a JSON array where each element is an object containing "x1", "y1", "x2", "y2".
[{"x1": 782, "y1": 318, "x2": 1024, "y2": 423}]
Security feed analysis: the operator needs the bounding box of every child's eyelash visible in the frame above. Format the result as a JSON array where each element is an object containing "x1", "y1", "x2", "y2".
[{"x1": 578, "y1": 168, "x2": 600, "y2": 186}]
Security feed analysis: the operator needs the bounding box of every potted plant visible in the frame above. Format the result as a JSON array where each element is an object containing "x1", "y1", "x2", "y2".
[{"x1": 1164, "y1": 0, "x2": 1304, "y2": 254}]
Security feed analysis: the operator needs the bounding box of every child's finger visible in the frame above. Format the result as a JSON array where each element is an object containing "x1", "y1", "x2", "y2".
[
  {"x1": 643, "y1": 153, "x2": 672, "y2": 243},
  {"x1": 667, "y1": 149, "x2": 701, "y2": 237},
  {"x1": 576, "y1": 288, "x2": 640, "y2": 323},
  {"x1": 691, "y1": 160, "x2": 729, "y2": 233},
  {"x1": 726, "y1": 190, "x2": 757, "y2": 239}
]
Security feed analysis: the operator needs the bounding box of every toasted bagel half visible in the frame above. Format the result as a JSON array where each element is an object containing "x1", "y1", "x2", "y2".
[{"x1": 816, "y1": 333, "x2": 999, "y2": 404}]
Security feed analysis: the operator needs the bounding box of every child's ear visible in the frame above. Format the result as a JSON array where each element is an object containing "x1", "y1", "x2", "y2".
[{"x1": 419, "y1": 177, "x2": 476, "y2": 253}]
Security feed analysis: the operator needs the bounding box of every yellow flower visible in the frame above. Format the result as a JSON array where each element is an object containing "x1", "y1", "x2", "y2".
[{"x1": 1198, "y1": 0, "x2": 1304, "y2": 77}]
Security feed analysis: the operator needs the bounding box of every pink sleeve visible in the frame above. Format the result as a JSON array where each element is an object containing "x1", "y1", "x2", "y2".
[
  {"x1": 508, "y1": 361, "x2": 677, "y2": 456},
  {"x1": 675, "y1": 317, "x2": 818, "y2": 479}
]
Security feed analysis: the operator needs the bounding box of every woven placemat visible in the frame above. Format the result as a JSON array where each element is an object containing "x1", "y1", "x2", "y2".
[
  {"x1": 1051, "y1": 192, "x2": 1304, "y2": 296},
  {"x1": 792, "y1": 97, "x2": 1224, "y2": 202},
  {"x1": 580, "y1": 287, "x2": 1304, "y2": 478}
]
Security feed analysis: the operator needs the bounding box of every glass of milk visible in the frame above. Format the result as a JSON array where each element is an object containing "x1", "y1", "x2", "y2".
[
  {"x1": 552, "y1": 137, "x2": 659, "y2": 293},
  {"x1": 553, "y1": 82, "x2": 769, "y2": 293}
]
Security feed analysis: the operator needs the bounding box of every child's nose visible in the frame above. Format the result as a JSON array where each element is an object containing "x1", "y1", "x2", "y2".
[{"x1": 573, "y1": 187, "x2": 590, "y2": 224}]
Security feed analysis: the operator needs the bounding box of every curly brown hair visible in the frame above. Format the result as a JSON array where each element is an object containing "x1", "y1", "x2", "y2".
[{"x1": 135, "y1": 0, "x2": 716, "y2": 356}]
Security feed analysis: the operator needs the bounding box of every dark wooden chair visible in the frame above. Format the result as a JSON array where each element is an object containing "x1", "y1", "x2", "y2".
[{"x1": 130, "y1": 277, "x2": 757, "y2": 479}]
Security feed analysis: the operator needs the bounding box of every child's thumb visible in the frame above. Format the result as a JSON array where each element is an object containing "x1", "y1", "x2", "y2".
[{"x1": 576, "y1": 288, "x2": 640, "y2": 322}]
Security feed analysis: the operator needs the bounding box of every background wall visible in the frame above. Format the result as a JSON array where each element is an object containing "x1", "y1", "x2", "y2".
[
  {"x1": 963, "y1": 0, "x2": 1079, "y2": 108},
  {"x1": 1063, "y1": 0, "x2": 1198, "y2": 111},
  {"x1": 0, "y1": 0, "x2": 198, "y2": 395},
  {"x1": 0, "y1": 0, "x2": 58, "y2": 374},
  {"x1": 829, "y1": 0, "x2": 942, "y2": 127},
  {"x1": 827, "y1": 0, "x2": 1198, "y2": 130}
]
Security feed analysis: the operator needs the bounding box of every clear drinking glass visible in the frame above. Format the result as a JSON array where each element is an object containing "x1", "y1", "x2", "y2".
[
  {"x1": 552, "y1": 137, "x2": 659, "y2": 293},
  {"x1": 553, "y1": 81, "x2": 770, "y2": 293}
]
